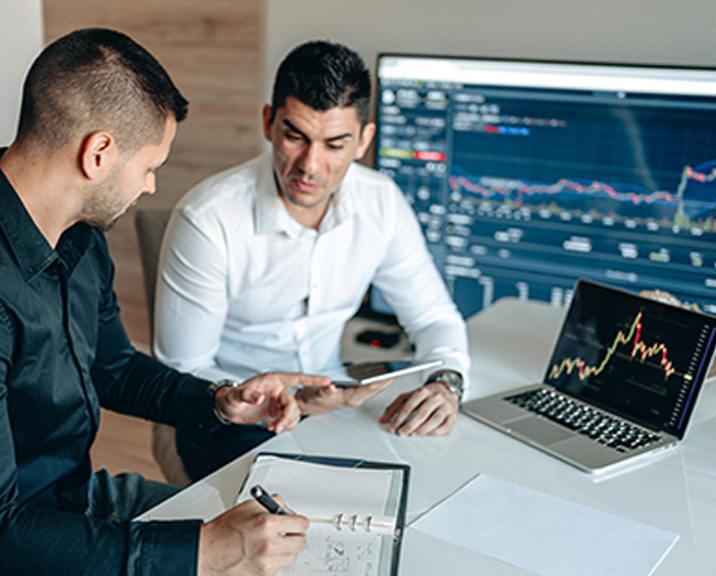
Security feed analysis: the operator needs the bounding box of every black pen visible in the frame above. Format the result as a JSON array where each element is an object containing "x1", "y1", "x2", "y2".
[{"x1": 250, "y1": 484, "x2": 288, "y2": 515}]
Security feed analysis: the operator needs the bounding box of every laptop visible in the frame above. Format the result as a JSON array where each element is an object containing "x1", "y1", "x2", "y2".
[{"x1": 462, "y1": 279, "x2": 716, "y2": 474}]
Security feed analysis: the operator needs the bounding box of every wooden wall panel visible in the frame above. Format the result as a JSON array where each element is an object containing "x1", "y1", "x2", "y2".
[{"x1": 44, "y1": 0, "x2": 266, "y2": 345}]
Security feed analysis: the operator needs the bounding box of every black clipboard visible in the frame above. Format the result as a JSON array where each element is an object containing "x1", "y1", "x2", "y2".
[{"x1": 241, "y1": 452, "x2": 410, "y2": 576}]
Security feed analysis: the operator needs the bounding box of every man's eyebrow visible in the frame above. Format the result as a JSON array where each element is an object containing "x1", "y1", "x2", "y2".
[
  {"x1": 282, "y1": 118, "x2": 353, "y2": 142},
  {"x1": 325, "y1": 133, "x2": 354, "y2": 143},
  {"x1": 282, "y1": 119, "x2": 307, "y2": 140}
]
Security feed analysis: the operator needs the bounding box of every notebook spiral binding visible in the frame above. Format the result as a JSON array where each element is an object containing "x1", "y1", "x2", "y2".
[{"x1": 312, "y1": 513, "x2": 398, "y2": 538}]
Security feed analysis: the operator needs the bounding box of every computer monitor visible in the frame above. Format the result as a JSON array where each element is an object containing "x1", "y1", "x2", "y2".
[{"x1": 372, "y1": 54, "x2": 716, "y2": 319}]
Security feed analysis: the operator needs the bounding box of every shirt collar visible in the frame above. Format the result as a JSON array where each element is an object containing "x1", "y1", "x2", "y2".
[
  {"x1": 254, "y1": 153, "x2": 301, "y2": 237},
  {"x1": 254, "y1": 152, "x2": 357, "y2": 237},
  {"x1": 0, "y1": 150, "x2": 94, "y2": 281},
  {"x1": 321, "y1": 163, "x2": 356, "y2": 231}
]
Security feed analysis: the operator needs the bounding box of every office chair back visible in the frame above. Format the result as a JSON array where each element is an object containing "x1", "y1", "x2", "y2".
[
  {"x1": 134, "y1": 209, "x2": 172, "y2": 340},
  {"x1": 133, "y1": 208, "x2": 191, "y2": 487}
]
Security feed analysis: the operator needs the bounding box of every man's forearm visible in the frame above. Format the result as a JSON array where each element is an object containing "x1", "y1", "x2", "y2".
[{"x1": 0, "y1": 505, "x2": 202, "y2": 576}]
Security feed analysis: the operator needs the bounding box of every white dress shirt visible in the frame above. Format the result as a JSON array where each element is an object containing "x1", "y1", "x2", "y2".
[{"x1": 154, "y1": 153, "x2": 470, "y2": 388}]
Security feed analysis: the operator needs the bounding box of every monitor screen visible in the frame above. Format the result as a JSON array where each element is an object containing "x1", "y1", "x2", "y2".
[
  {"x1": 547, "y1": 279, "x2": 716, "y2": 437},
  {"x1": 372, "y1": 54, "x2": 716, "y2": 319}
]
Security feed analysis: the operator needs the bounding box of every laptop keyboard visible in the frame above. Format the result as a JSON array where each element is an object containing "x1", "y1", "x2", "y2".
[{"x1": 505, "y1": 388, "x2": 663, "y2": 452}]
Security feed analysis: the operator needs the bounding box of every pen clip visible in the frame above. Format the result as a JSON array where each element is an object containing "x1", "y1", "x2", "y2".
[{"x1": 251, "y1": 484, "x2": 289, "y2": 515}]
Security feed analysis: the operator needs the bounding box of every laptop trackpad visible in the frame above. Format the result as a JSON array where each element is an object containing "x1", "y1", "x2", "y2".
[{"x1": 505, "y1": 416, "x2": 574, "y2": 445}]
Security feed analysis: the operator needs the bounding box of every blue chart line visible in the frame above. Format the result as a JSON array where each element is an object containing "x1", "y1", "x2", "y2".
[{"x1": 449, "y1": 161, "x2": 716, "y2": 231}]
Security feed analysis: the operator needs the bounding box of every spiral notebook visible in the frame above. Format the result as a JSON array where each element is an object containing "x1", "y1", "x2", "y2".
[{"x1": 236, "y1": 453, "x2": 410, "y2": 576}]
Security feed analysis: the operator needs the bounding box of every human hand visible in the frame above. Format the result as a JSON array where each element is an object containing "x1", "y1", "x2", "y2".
[
  {"x1": 379, "y1": 382, "x2": 458, "y2": 437},
  {"x1": 295, "y1": 378, "x2": 395, "y2": 416},
  {"x1": 215, "y1": 372, "x2": 331, "y2": 434},
  {"x1": 198, "y1": 496, "x2": 308, "y2": 576}
]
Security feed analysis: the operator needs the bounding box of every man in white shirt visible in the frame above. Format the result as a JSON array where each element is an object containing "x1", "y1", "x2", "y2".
[{"x1": 155, "y1": 40, "x2": 470, "y2": 480}]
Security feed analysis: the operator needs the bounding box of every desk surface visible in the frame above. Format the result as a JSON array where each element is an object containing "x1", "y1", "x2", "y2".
[{"x1": 139, "y1": 298, "x2": 716, "y2": 575}]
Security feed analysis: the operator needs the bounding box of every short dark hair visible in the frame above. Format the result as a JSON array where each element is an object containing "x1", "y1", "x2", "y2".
[
  {"x1": 16, "y1": 28, "x2": 188, "y2": 152},
  {"x1": 270, "y1": 40, "x2": 371, "y2": 126}
]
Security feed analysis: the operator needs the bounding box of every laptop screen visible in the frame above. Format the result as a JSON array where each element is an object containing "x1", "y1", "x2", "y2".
[{"x1": 546, "y1": 280, "x2": 716, "y2": 438}]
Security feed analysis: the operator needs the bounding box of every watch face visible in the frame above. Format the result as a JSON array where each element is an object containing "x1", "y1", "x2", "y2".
[
  {"x1": 439, "y1": 372, "x2": 460, "y2": 385},
  {"x1": 430, "y1": 372, "x2": 463, "y2": 399}
]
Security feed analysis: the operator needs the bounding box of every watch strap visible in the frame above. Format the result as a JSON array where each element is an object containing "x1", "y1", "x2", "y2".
[
  {"x1": 424, "y1": 370, "x2": 464, "y2": 402},
  {"x1": 207, "y1": 379, "x2": 241, "y2": 425}
]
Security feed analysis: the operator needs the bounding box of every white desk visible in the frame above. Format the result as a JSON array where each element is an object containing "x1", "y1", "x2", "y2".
[{"x1": 139, "y1": 298, "x2": 716, "y2": 575}]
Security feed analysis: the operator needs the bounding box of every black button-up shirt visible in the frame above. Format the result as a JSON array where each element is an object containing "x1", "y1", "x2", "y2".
[{"x1": 0, "y1": 160, "x2": 218, "y2": 575}]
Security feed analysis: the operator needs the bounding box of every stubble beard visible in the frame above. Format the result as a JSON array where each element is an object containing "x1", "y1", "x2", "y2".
[{"x1": 80, "y1": 171, "x2": 127, "y2": 231}]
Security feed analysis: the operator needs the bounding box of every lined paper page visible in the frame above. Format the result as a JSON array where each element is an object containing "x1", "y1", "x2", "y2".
[
  {"x1": 236, "y1": 456, "x2": 404, "y2": 576},
  {"x1": 237, "y1": 456, "x2": 396, "y2": 523}
]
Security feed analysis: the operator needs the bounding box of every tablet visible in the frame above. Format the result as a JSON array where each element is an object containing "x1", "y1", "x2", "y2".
[{"x1": 325, "y1": 359, "x2": 444, "y2": 387}]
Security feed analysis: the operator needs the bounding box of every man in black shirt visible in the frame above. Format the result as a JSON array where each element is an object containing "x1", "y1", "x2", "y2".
[{"x1": 0, "y1": 27, "x2": 328, "y2": 576}]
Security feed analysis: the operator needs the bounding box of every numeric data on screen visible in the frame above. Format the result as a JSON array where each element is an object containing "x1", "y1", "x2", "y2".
[{"x1": 375, "y1": 56, "x2": 716, "y2": 318}]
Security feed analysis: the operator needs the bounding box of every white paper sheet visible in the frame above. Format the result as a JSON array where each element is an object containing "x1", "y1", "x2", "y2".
[{"x1": 409, "y1": 475, "x2": 678, "y2": 576}]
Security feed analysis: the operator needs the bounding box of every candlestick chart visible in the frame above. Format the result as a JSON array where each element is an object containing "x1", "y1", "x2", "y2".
[
  {"x1": 544, "y1": 280, "x2": 716, "y2": 435},
  {"x1": 548, "y1": 311, "x2": 677, "y2": 384}
]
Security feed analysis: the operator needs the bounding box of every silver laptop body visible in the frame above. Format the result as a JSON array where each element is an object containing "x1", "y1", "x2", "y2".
[{"x1": 462, "y1": 279, "x2": 716, "y2": 474}]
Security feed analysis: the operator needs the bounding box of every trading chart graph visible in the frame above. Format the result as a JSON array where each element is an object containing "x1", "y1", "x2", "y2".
[
  {"x1": 374, "y1": 55, "x2": 716, "y2": 319},
  {"x1": 548, "y1": 311, "x2": 677, "y2": 383},
  {"x1": 450, "y1": 160, "x2": 716, "y2": 233},
  {"x1": 546, "y1": 281, "x2": 716, "y2": 434}
]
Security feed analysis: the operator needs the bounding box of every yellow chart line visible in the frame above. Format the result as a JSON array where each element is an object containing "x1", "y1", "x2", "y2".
[{"x1": 549, "y1": 312, "x2": 676, "y2": 382}]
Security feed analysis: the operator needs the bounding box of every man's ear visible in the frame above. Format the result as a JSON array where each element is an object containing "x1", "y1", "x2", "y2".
[
  {"x1": 355, "y1": 122, "x2": 376, "y2": 160},
  {"x1": 79, "y1": 131, "x2": 118, "y2": 180},
  {"x1": 261, "y1": 104, "x2": 274, "y2": 142}
]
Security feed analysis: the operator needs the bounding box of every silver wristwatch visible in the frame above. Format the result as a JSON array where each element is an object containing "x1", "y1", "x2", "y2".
[
  {"x1": 424, "y1": 371, "x2": 464, "y2": 402},
  {"x1": 207, "y1": 379, "x2": 241, "y2": 425}
]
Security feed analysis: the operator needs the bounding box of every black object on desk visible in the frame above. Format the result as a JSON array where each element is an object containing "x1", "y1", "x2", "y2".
[{"x1": 356, "y1": 329, "x2": 402, "y2": 348}]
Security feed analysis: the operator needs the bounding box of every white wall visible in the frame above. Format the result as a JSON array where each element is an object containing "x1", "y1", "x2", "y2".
[
  {"x1": 0, "y1": 0, "x2": 44, "y2": 146},
  {"x1": 265, "y1": 0, "x2": 716, "y2": 101}
]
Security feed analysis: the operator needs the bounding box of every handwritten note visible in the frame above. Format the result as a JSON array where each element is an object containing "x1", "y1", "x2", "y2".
[{"x1": 237, "y1": 455, "x2": 404, "y2": 576}]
